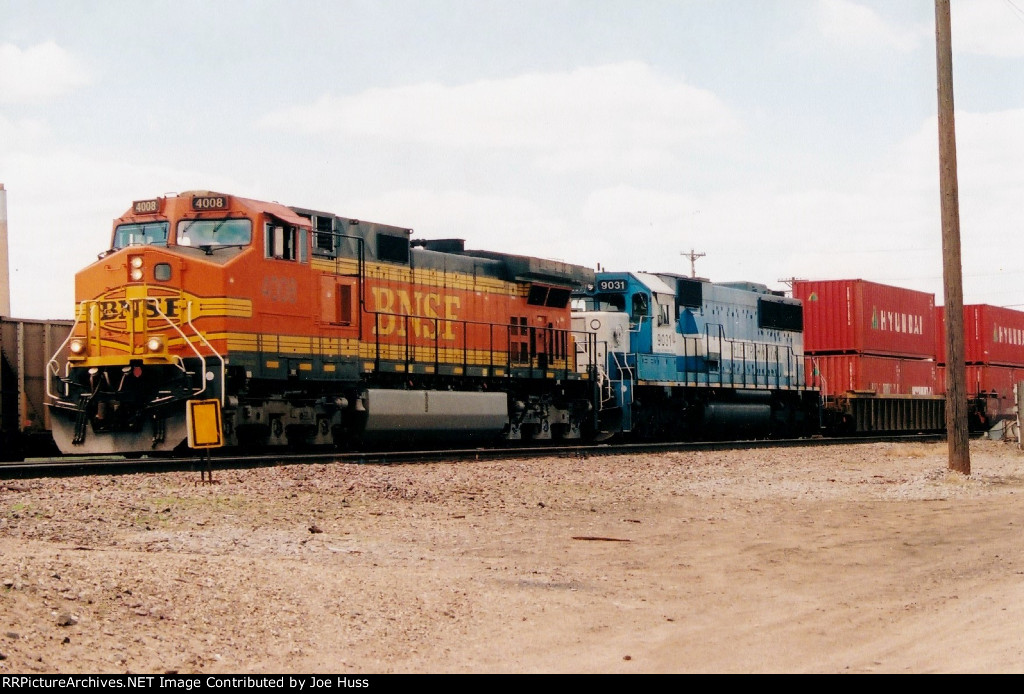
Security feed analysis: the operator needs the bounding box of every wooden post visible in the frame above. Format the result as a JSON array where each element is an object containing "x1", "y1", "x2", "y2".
[{"x1": 935, "y1": 0, "x2": 970, "y2": 474}]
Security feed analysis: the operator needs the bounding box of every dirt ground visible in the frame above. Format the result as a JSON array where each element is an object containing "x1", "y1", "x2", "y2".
[{"x1": 1, "y1": 438, "x2": 1023, "y2": 674}]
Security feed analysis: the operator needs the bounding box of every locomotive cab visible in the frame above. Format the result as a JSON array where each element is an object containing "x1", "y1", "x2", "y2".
[{"x1": 47, "y1": 192, "x2": 283, "y2": 454}]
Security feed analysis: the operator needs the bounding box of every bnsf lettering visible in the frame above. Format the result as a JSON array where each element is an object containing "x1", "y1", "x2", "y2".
[
  {"x1": 876, "y1": 310, "x2": 923, "y2": 335},
  {"x1": 98, "y1": 299, "x2": 181, "y2": 322},
  {"x1": 370, "y1": 287, "x2": 461, "y2": 340}
]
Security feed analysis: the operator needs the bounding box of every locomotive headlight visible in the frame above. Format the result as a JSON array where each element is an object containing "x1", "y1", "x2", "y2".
[
  {"x1": 146, "y1": 336, "x2": 165, "y2": 353},
  {"x1": 131, "y1": 256, "x2": 144, "y2": 269},
  {"x1": 69, "y1": 339, "x2": 87, "y2": 356},
  {"x1": 129, "y1": 256, "x2": 144, "y2": 281},
  {"x1": 130, "y1": 268, "x2": 144, "y2": 281}
]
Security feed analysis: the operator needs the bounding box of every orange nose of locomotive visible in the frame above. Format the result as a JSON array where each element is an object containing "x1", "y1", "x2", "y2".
[
  {"x1": 49, "y1": 193, "x2": 241, "y2": 455},
  {"x1": 66, "y1": 246, "x2": 183, "y2": 366}
]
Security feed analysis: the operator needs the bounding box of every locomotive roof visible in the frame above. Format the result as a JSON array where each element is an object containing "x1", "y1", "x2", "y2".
[
  {"x1": 460, "y1": 249, "x2": 595, "y2": 288},
  {"x1": 174, "y1": 191, "x2": 312, "y2": 228}
]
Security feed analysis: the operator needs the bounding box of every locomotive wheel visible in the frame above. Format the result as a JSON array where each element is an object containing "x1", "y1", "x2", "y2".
[{"x1": 236, "y1": 423, "x2": 270, "y2": 450}]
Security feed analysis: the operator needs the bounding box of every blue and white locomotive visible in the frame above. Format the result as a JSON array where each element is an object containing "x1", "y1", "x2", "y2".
[{"x1": 572, "y1": 272, "x2": 820, "y2": 440}]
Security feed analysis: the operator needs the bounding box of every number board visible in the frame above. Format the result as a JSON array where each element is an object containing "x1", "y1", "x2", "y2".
[
  {"x1": 191, "y1": 195, "x2": 229, "y2": 211},
  {"x1": 132, "y1": 199, "x2": 160, "y2": 215},
  {"x1": 597, "y1": 279, "x2": 627, "y2": 292}
]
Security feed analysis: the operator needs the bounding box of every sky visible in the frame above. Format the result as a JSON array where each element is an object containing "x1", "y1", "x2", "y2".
[{"x1": 1, "y1": 0, "x2": 1023, "y2": 319}]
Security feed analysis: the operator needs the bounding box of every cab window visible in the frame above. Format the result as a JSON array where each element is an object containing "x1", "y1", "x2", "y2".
[
  {"x1": 176, "y1": 219, "x2": 252, "y2": 248},
  {"x1": 631, "y1": 293, "x2": 649, "y2": 320},
  {"x1": 265, "y1": 223, "x2": 307, "y2": 262},
  {"x1": 113, "y1": 222, "x2": 169, "y2": 249},
  {"x1": 577, "y1": 293, "x2": 625, "y2": 312}
]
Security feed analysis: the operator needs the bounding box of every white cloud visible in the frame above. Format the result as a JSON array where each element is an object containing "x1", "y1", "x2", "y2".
[
  {"x1": 352, "y1": 188, "x2": 543, "y2": 236},
  {"x1": 814, "y1": 0, "x2": 1024, "y2": 59},
  {"x1": 956, "y1": 109, "x2": 1024, "y2": 199},
  {"x1": 778, "y1": 106, "x2": 1024, "y2": 304},
  {"x1": 884, "y1": 108, "x2": 1024, "y2": 224},
  {"x1": 0, "y1": 41, "x2": 93, "y2": 104},
  {"x1": 581, "y1": 186, "x2": 701, "y2": 237},
  {"x1": 259, "y1": 62, "x2": 739, "y2": 171},
  {"x1": 953, "y1": 0, "x2": 1024, "y2": 58},
  {"x1": 814, "y1": 0, "x2": 925, "y2": 53},
  {"x1": 0, "y1": 113, "x2": 49, "y2": 149},
  {"x1": 350, "y1": 187, "x2": 581, "y2": 259}
]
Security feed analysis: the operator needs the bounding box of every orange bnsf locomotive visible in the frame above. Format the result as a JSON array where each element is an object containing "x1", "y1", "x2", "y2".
[{"x1": 47, "y1": 191, "x2": 597, "y2": 455}]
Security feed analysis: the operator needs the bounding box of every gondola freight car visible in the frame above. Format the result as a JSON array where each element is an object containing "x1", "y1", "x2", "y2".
[{"x1": 1, "y1": 316, "x2": 72, "y2": 459}]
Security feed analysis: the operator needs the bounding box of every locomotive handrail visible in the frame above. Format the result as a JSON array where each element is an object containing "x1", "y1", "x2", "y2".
[
  {"x1": 45, "y1": 297, "x2": 225, "y2": 406},
  {"x1": 127, "y1": 297, "x2": 214, "y2": 400},
  {"x1": 46, "y1": 314, "x2": 85, "y2": 402},
  {"x1": 45, "y1": 302, "x2": 113, "y2": 399},
  {"x1": 605, "y1": 348, "x2": 632, "y2": 408},
  {"x1": 810, "y1": 357, "x2": 829, "y2": 398},
  {"x1": 175, "y1": 299, "x2": 226, "y2": 405},
  {"x1": 609, "y1": 319, "x2": 803, "y2": 392},
  {"x1": 329, "y1": 232, "x2": 365, "y2": 335},
  {"x1": 367, "y1": 308, "x2": 582, "y2": 380}
]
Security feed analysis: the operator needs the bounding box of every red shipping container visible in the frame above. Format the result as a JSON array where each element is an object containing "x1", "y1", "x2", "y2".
[
  {"x1": 806, "y1": 354, "x2": 938, "y2": 397},
  {"x1": 938, "y1": 363, "x2": 1024, "y2": 425},
  {"x1": 794, "y1": 279, "x2": 936, "y2": 359},
  {"x1": 937, "y1": 364, "x2": 1024, "y2": 398},
  {"x1": 935, "y1": 304, "x2": 1024, "y2": 366}
]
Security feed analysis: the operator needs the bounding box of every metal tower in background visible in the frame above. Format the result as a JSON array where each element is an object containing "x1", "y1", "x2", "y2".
[{"x1": 0, "y1": 183, "x2": 11, "y2": 317}]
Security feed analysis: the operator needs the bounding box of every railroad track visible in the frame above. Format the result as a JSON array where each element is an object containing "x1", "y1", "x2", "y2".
[{"x1": 0, "y1": 433, "x2": 948, "y2": 480}]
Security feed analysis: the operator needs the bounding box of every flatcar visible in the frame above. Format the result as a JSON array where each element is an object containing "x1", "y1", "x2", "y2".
[
  {"x1": 796, "y1": 279, "x2": 1023, "y2": 437},
  {"x1": 571, "y1": 272, "x2": 820, "y2": 440},
  {"x1": 46, "y1": 191, "x2": 598, "y2": 455}
]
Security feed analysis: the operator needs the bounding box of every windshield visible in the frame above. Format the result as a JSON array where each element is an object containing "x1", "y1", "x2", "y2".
[
  {"x1": 176, "y1": 218, "x2": 252, "y2": 248},
  {"x1": 572, "y1": 294, "x2": 627, "y2": 312},
  {"x1": 113, "y1": 222, "x2": 169, "y2": 249}
]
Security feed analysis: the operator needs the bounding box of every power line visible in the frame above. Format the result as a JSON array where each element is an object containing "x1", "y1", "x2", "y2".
[{"x1": 1004, "y1": 0, "x2": 1024, "y2": 23}]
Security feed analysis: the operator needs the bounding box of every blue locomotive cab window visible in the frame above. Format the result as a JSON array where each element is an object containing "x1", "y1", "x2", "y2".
[
  {"x1": 631, "y1": 293, "x2": 649, "y2": 322},
  {"x1": 581, "y1": 293, "x2": 626, "y2": 312},
  {"x1": 177, "y1": 219, "x2": 252, "y2": 249},
  {"x1": 113, "y1": 222, "x2": 169, "y2": 249}
]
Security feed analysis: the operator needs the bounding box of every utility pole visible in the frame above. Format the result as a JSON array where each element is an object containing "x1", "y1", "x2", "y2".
[
  {"x1": 777, "y1": 277, "x2": 807, "y2": 298},
  {"x1": 935, "y1": 0, "x2": 970, "y2": 474},
  {"x1": 681, "y1": 248, "x2": 705, "y2": 278}
]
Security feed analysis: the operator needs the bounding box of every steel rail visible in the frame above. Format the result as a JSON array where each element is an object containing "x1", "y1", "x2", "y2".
[{"x1": 0, "y1": 434, "x2": 947, "y2": 480}]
